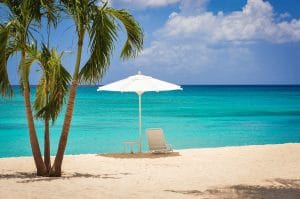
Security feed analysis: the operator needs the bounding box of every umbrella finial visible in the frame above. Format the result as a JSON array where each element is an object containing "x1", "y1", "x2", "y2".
[{"x1": 138, "y1": 71, "x2": 142, "y2": 75}]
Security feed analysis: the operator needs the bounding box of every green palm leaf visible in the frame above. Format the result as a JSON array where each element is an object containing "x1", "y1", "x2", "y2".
[
  {"x1": 31, "y1": 44, "x2": 71, "y2": 123},
  {"x1": 79, "y1": 5, "x2": 143, "y2": 84},
  {"x1": 106, "y1": 8, "x2": 143, "y2": 59},
  {"x1": 0, "y1": 23, "x2": 13, "y2": 97},
  {"x1": 79, "y1": 6, "x2": 118, "y2": 84}
]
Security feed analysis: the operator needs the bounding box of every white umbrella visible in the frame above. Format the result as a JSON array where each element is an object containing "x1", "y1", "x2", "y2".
[{"x1": 97, "y1": 71, "x2": 182, "y2": 152}]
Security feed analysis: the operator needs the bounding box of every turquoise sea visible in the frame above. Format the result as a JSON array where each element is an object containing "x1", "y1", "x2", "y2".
[{"x1": 0, "y1": 86, "x2": 300, "y2": 157}]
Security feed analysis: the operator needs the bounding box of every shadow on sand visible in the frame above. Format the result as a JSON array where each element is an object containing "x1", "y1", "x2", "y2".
[
  {"x1": 0, "y1": 171, "x2": 130, "y2": 183},
  {"x1": 165, "y1": 178, "x2": 300, "y2": 199},
  {"x1": 98, "y1": 152, "x2": 180, "y2": 159}
]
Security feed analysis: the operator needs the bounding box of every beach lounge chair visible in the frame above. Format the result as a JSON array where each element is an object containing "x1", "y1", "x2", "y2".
[{"x1": 146, "y1": 128, "x2": 173, "y2": 153}]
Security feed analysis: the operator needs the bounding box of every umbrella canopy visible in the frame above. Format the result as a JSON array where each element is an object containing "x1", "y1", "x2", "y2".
[
  {"x1": 97, "y1": 71, "x2": 182, "y2": 152},
  {"x1": 97, "y1": 71, "x2": 181, "y2": 94}
]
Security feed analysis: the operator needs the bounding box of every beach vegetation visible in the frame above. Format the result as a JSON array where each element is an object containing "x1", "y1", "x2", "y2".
[
  {"x1": 24, "y1": 44, "x2": 71, "y2": 173},
  {"x1": 0, "y1": 0, "x2": 60, "y2": 176},
  {"x1": 50, "y1": 0, "x2": 143, "y2": 177},
  {"x1": 0, "y1": 0, "x2": 143, "y2": 177}
]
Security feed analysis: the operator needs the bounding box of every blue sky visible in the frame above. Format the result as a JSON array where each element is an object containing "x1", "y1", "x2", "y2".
[{"x1": 4, "y1": 0, "x2": 300, "y2": 85}]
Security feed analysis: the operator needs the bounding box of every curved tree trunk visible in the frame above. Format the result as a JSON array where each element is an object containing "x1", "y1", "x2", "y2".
[
  {"x1": 44, "y1": 119, "x2": 51, "y2": 173},
  {"x1": 50, "y1": 81, "x2": 78, "y2": 176},
  {"x1": 50, "y1": 32, "x2": 84, "y2": 177},
  {"x1": 21, "y1": 51, "x2": 47, "y2": 176}
]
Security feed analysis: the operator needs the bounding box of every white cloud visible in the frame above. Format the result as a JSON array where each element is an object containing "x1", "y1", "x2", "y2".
[
  {"x1": 158, "y1": 0, "x2": 300, "y2": 43},
  {"x1": 128, "y1": 0, "x2": 300, "y2": 83},
  {"x1": 134, "y1": 38, "x2": 254, "y2": 77},
  {"x1": 110, "y1": 0, "x2": 210, "y2": 11},
  {"x1": 279, "y1": 12, "x2": 291, "y2": 20},
  {"x1": 111, "y1": 0, "x2": 180, "y2": 9},
  {"x1": 179, "y1": 0, "x2": 209, "y2": 15}
]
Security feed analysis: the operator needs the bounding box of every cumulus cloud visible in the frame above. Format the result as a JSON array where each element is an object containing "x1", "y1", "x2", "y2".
[
  {"x1": 179, "y1": 0, "x2": 209, "y2": 15},
  {"x1": 158, "y1": 0, "x2": 300, "y2": 43},
  {"x1": 110, "y1": 0, "x2": 180, "y2": 9},
  {"x1": 134, "y1": 36, "x2": 255, "y2": 77},
  {"x1": 110, "y1": 0, "x2": 210, "y2": 11},
  {"x1": 128, "y1": 0, "x2": 300, "y2": 83}
]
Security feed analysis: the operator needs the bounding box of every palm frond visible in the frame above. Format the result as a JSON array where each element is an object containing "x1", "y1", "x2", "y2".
[
  {"x1": 105, "y1": 8, "x2": 143, "y2": 59},
  {"x1": 21, "y1": 0, "x2": 43, "y2": 25},
  {"x1": 79, "y1": 6, "x2": 118, "y2": 84},
  {"x1": 47, "y1": 64, "x2": 71, "y2": 123},
  {"x1": 0, "y1": 23, "x2": 13, "y2": 97},
  {"x1": 79, "y1": 5, "x2": 144, "y2": 84},
  {"x1": 21, "y1": 42, "x2": 38, "y2": 82},
  {"x1": 34, "y1": 76, "x2": 47, "y2": 115},
  {"x1": 41, "y1": 0, "x2": 60, "y2": 27},
  {"x1": 17, "y1": 42, "x2": 38, "y2": 95},
  {"x1": 34, "y1": 45, "x2": 71, "y2": 123},
  {"x1": 60, "y1": 0, "x2": 91, "y2": 32},
  {"x1": 1, "y1": 0, "x2": 23, "y2": 17}
]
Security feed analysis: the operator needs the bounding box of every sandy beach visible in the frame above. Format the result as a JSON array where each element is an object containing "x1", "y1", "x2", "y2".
[{"x1": 1, "y1": 143, "x2": 300, "y2": 199}]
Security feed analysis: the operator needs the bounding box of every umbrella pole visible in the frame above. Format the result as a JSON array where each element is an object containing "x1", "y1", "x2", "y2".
[{"x1": 138, "y1": 94, "x2": 142, "y2": 152}]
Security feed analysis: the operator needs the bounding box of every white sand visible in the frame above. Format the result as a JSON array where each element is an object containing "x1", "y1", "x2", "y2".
[{"x1": 0, "y1": 143, "x2": 300, "y2": 199}]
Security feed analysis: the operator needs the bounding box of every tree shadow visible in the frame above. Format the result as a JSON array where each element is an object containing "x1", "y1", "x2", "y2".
[
  {"x1": 0, "y1": 171, "x2": 131, "y2": 183},
  {"x1": 165, "y1": 178, "x2": 300, "y2": 199}
]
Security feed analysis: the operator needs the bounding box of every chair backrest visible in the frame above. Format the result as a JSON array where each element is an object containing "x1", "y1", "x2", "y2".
[{"x1": 146, "y1": 128, "x2": 167, "y2": 151}]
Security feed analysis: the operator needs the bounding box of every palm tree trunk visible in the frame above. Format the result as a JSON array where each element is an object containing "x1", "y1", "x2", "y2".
[
  {"x1": 50, "y1": 81, "x2": 78, "y2": 176},
  {"x1": 21, "y1": 51, "x2": 47, "y2": 176},
  {"x1": 50, "y1": 31, "x2": 84, "y2": 177},
  {"x1": 44, "y1": 119, "x2": 51, "y2": 173}
]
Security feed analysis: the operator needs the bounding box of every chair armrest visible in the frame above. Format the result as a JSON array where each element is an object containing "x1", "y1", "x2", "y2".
[{"x1": 166, "y1": 144, "x2": 173, "y2": 152}]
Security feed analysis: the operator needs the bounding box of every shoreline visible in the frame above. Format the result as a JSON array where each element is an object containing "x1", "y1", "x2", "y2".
[
  {"x1": 1, "y1": 142, "x2": 299, "y2": 159},
  {"x1": 1, "y1": 143, "x2": 300, "y2": 198}
]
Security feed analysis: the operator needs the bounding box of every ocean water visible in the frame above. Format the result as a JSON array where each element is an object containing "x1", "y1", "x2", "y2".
[{"x1": 0, "y1": 86, "x2": 300, "y2": 157}]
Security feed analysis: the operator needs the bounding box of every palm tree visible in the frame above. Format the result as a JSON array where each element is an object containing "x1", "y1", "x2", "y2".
[
  {"x1": 0, "y1": 0, "x2": 58, "y2": 176},
  {"x1": 24, "y1": 44, "x2": 71, "y2": 173},
  {"x1": 50, "y1": 0, "x2": 143, "y2": 176}
]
